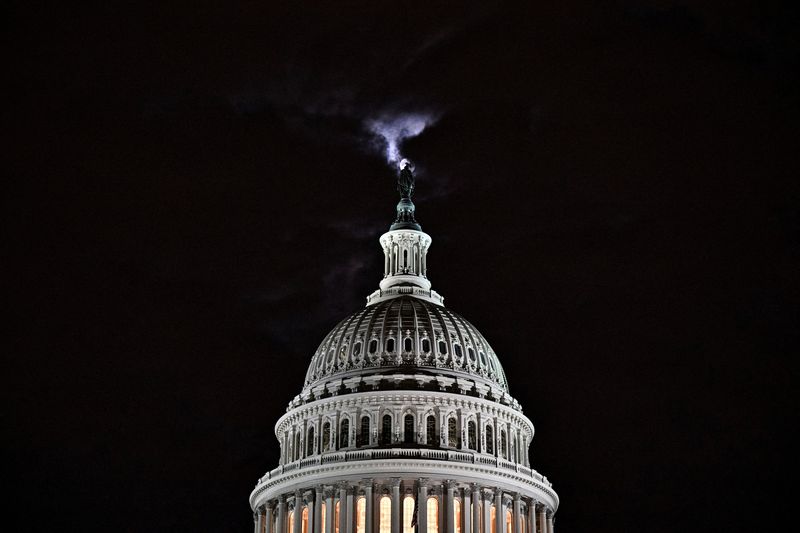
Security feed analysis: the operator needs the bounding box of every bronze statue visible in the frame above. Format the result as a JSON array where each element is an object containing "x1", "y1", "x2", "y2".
[{"x1": 397, "y1": 160, "x2": 414, "y2": 199}]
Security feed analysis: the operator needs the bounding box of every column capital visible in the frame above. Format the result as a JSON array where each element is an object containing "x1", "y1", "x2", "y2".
[
  {"x1": 361, "y1": 478, "x2": 374, "y2": 488},
  {"x1": 316, "y1": 486, "x2": 324, "y2": 495},
  {"x1": 513, "y1": 493, "x2": 521, "y2": 501},
  {"x1": 323, "y1": 487, "x2": 336, "y2": 499},
  {"x1": 444, "y1": 479, "x2": 457, "y2": 490},
  {"x1": 470, "y1": 483, "x2": 480, "y2": 493},
  {"x1": 391, "y1": 477, "x2": 402, "y2": 488},
  {"x1": 417, "y1": 478, "x2": 430, "y2": 489}
]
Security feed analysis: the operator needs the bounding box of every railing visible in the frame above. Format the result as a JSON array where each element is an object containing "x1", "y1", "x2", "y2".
[{"x1": 258, "y1": 448, "x2": 552, "y2": 489}]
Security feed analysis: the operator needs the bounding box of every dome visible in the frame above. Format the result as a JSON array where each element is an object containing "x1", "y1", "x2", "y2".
[{"x1": 303, "y1": 295, "x2": 509, "y2": 394}]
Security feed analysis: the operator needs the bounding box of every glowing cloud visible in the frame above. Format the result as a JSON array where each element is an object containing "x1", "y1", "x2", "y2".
[{"x1": 367, "y1": 113, "x2": 436, "y2": 165}]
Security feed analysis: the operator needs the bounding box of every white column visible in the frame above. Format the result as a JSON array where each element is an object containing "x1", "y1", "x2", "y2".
[
  {"x1": 471, "y1": 485, "x2": 480, "y2": 533},
  {"x1": 364, "y1": 480, "x2": 374, "y2": 533},
  {"x1": 445, "y1": 481, "x2": 455, "y2": 533},
  {"x1": 391, "y1": 478, "x2": 401, "y2": 533},
  {"x1": 266, "y1": 505, "x2": 274, "y2": 533},
  {"x1": 536, "y1": 506, "x2": 546, "y2": 533},
  {"x1": 346, "y1": 486, "x2": 355, "y2": 533},
  {"x1": 545, "y1": 513, "x2": 553, "y2": 533},
  {"x1": 277, "y1": 497, "x2": 287, "y2": 533},
  {"x1": 339, "y1": 485, "x2": 348, "y2": 533},
  {"x1": 482, "y1": 491, "x2": 491, "y2": 533},
  {"x1": 325, "y1": 488, "x2": 334, "y2": 533},
  {"x1": 294, "y1": 491, "x2": 303, "y2": 533},
  {"x1": 512, "y1": 495, "x2": 520, "y2": 533},
  {"x1": 315, "y1": 488, "x2": 323, "y2": 533},
  {"x1": 307, "y1": 493, "x2": 315, "y2": 533},
  {"x1": 256, "y1": 510, "x2": 263, "y2": 533},
  {"x1": 417, "y1": 479, "x2": 429, "y2": 533},
  {"x1": 494, "y1": 490, "x2": 502, "y2": 533},
  {"x1": 463, "y1": 489, "x2": 471, "y2": 533},
  {"x1": 525, "y1": 502, "x2": 534, "y2": 533}
]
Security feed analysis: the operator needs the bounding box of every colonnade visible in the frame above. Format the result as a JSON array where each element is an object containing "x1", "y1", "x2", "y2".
[{"x1": 254, "y1": 481, "x2": 554, "y2": 533}]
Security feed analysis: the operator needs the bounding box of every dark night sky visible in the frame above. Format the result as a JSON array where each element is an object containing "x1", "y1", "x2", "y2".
[{"x1": 6, "y1": 1, "x2": 800, "y2": 531}]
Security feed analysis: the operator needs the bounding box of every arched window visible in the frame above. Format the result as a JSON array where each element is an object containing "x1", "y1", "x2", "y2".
[
  {"x1": 422, "y1": 338, "x2": 431, "y2": 353},
  {"x1": 486, "y1": 425, "x2": 494, "y2": 455},
  {"x1": 335, "y1": 502, "x2": 340, "y2": 533},
  {"x1": 404, "y1": 337, "x2": 413, "y2": 352},
  {"x1": 505, "y1": 510, "x2": 512, "y2": 533},
  {"x1": 307, "y1": 426, "x2": 315, "y2": 455},
  {"x1": 448, "y1": 417, "x2": 458, "y2": 447},
  {"x1": 295, "y1": 431, "x2": 301, "y2": 460},
  {"x1": 321, "y1": 503, "x2": 327, "y2": 533},
  {"x1": 353, "y1": 342, "x2": 362, "y2": 356},
  {"x1": 322, "y1": 422, "x2": 331, "y2": 451},
  {"x1": 340, "y1": 419, "x2": 350, "y2": 448},
  {"x1": 369, "y1": 339, "x2": 379, "y2": 354},
  {"x1": 302, "y1": 507, "x2": 309, "y2": 533},
  {"x1": 403, "y1": 496, "x2": 415, "y2": 533},
  {"x1": 381, "y1": 414, "x2": 392, "y2": 445},
  {"x1": 426, "y1": 415, "x2": 436, "y2": 446},
  {"x1": 454, "y1": 344, "x2": 463, "y2": 358},
  {"x1": 438, "y1": 340, "x2": 448, "y2": 355},
  {"x1": 454, "y1": 499, "x2": 462, "y2": 533},
  {"x1": 490, "y1": 505, "x2": 496, "y2": 533},
  {"x1": 427, "y1": 497, "x2": 439, "y2": 533},
  {"x1": 386, "y1": 337, "x2": 395, "y2": 353},
  {"x1": 468, "y1": 421, "x2": 477, "y2": 450},
  {"x1": 500, "y1": 430, "x2": 507, "y2": 459},
  {"x1": 356, "y1": 497, "x2": 366, "y2": 533},
  {"x1": 404, "y1": 414, "x2": 415, "y2": 444},
  {"x1": 468, "y1": 347, "x2": 476, "y2": 362},
  {"x1": 359, "y1": 416, "x2": 370, "y2": 447},
  {"x1": 379, "y1": 496, "x2": 392, "y2": 533}
]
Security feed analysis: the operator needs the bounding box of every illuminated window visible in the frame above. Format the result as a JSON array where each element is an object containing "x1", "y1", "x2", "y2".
[
  {"x1": 505, "y1": 510, "x2": 512, "y2": 533},
  {"x1": 379, "y1": 496, "x2": 392, "y2": 533},
  {"x1": 302, "y1": 507, "x2": 309, "y2": 533},
  {"x1": 381, "y1": 414, "x2": 392, "y2": 445},
  {"x1": 490, "y1": 506, "x2": 496, "y2": 533},
  {"x1": 403, "y1": 496, "x2": 415, "y2": 533},
  {"x1": 468, "y1": 421, "x2": 477, "y2": 450},
  {"x1": 288, "y1": 509, "x2": 295, "y2": 533},
  {"x1": 359, "y1": 416, "x2": 370, "y2": 447},
  {"x1": 453, "y1": 499, "x2": 462, "y2": 533},
  {"x1": 340, "y1": 419, "x2": 350, "y2": 448},
  {"x1": 448, "y1": 418, "x2": 458, "y2": 447},
  {"x1": 323, "y1": 422, "x2": 331, "y2": 451},
  {"x1": 486, "y1": 426, "x2": 494, "y2": 455},
  {"x1": 404, "y1": 414, "x2": 415, "y2": 444},
  {"x1": 427, "y1": 497, "x2": 439, "y2": 533},
  {"x1": 356, "y1": 497, "x2": 366, "y2": 533},
  {"x1": 307, "y1": 426, "x2": 315, "y2": 456},
  {"x1": 335, "y1": 502, "x2": 340, "y2": 533},
  {"x1": 426, "y1": 415, "x2": 436, "y2": 446},
  {"x1": 321, "y1": 503, "x2": 327, "y2": 533}
]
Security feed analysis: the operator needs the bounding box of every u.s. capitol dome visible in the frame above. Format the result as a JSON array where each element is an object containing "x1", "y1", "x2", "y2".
[{"x1": 250, "y1": 162, "x2": 559, "y2": 533}]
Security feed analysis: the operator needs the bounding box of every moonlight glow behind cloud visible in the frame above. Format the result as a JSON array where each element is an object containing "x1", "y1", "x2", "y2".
[{"x1": 367, "y1": 113, "x2": 436, "y2": 164}]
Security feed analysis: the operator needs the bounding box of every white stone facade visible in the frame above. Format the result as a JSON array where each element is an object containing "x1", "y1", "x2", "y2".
[{"x1": 250, "y1": 183, "x2": 558, "y2": 533}]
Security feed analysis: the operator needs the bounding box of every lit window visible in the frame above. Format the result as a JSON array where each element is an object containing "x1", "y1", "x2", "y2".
[
  {"x1": 288, "y1": 509, "x2": 295, "y2": 533},
  {"x1": 335, "y1": 502, "x2": 340, "y2": 533},
  {"x1": 356, "y1": 497, "x2": 366, "y2": 533},
  {"x1": 340, "y1": 419, "x2": 350, "y2": 448},
  {"x1": 426, "y1": 415, "x2": 436, "y2": 446},
  {"x1": 302, "y1": 507, "x2": 309, "y2": 533},
  {"x1": 404, "y1": 414, "x2": 415, "y2": 444},
  {"x1": 454, "y1": 499, "x2": 462, "y2": 533},
  {"x1": 403, "y1": 496, "x2": 415, "y2": 533},
  {"x1": 427, "y1": 497, "x2": 439, "y2": 533},
  {"x1": 505, "y1": 510, "x2": 512, "y2": 533},
  {"x1": 379, "y1": 496, "x2": 392, "y2": 533},
  {"x1": 490, "y1": 506, "x2": 496, "y2": 533},
  {"x1": 321, "y1": 503, "x2": 327, "y2": 533},
  {"x1": 448, "y1": 418, "x2": 458, "y2": 447}
]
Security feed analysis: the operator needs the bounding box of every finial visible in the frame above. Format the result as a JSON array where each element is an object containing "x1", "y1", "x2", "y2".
[{"x1": 391, "y1": 159, "x2": 421, "y2": 231}]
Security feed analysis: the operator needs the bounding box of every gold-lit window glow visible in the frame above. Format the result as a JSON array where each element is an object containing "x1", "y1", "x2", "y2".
[
  {"x1": 288, "y1": 510, "x2": 295, "y2": 533},
  {"x1": 302, "y1": 507, "x2": 309, "y2": 533},
  {"x1": 356, "y1": 497, "x2": 366, "y2": 533},
  {"x1": 335, "y1": 502, "x2": 340, "y2": 533},
  {"x1": 490, "y1": 505, "x2": 496, "y2": 533},
  {"x1": 321, "y1": 503, "x2": 327, "y2": 533},
  {"x1": 403, "y1": 496, "x2": 415, "y2": 533},
  {"x1": 427, "y1": 497, "x2": 439, "y2": 533},
  {"x1": 453, "y1": 499, "x2": 462, "y2": 533},
  {"x1": 505, "y1": 510, "x2": 512, "y2": 533},
  {"x1": 379, "y1": 496, "x2": 392, "y2": 533}
]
